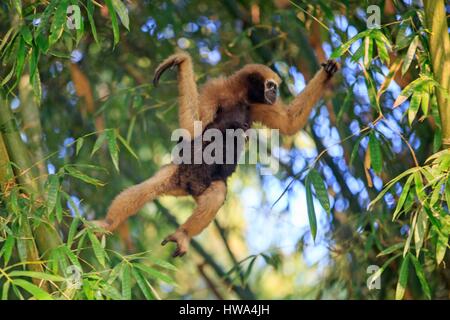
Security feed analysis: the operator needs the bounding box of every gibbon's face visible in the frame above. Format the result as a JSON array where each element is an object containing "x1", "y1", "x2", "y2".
[{"x1": 247, "y1": 72, "x2": 278, "y2": 105}]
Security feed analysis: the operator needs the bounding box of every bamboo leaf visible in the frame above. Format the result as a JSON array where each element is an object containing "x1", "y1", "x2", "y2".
[
  {"x1": 65, "y1": 166, "x2": 105, "y2": 186},
  {"x1": 9, "y1": 271, "x2": 65, "y2": 282},
  {"x1": 76, "y1": 138, "x2": 84, "y2": 156},
  {"x1": 86, "y1": 0, "x2": 99, "y2": 43},
  {"x1": 409, "y1": 253, "x2": 431, "y2": 299},
  {"x1": 13, "y1": 279, "x2": 53, "y2": 300},
  {"x1": 308, "y1": 169, "x2": 330, "y2": 215},
  {"x1": 377, "y1": 242, "x2": 404, "y2": 257},
  {"x1": 87, "y1": 231, "x2": 106, "y2": 267},
  {"x1": 116, "y1": 133, "x2": 138, "y2": 160},
  {"x1": 408, "y1": 91, "x2": 422, "y2": 125},
  {"x1": 369, "y1": 132, "x2": 382, "y2": 174},
  {"x1": 91, "y1": 132, "x2": 106, "y2": 157},
  {"x1": 105, "y1": 0, "x2": 120, "y2": 45},
  {"x1": 305, "y1": 176, "x2": 317, "y2": 241},
  {"x1": 131, "y1": 268, "x2": 154, "y2": 300},
  {"x1": 112, "y1": 0, "x2": 129, "y2": 30},
  {"x1": 106, "y1": 129, "x2": 119, "y2": 172},
  {"x1": 49, "y1": 0, "x2": 69, "y2": 45},
  {"x1": 402, "y1": 36, "x2": 419, "y2": 75},
  {"x1": 1, "y1": 235, "x2": 15, "y2": 265},
  {"x1": 47, "y1": 174, "x2": 59, "y2": 215},
  {"x1": 135, "y1": 263, "x2": 175, "y2": 285},
  {"x1": 395, "y1": 255, "x2": 410, "y2": 300},
  {"x1": 121, "y1": 264, "x2": 131, "y2": 300},
  {"x1": 392, "y1": 174, "x2": 414, "y2": 220},
  {"x1": 414, "y1": 209, "x2": 428, "y2": 257}
]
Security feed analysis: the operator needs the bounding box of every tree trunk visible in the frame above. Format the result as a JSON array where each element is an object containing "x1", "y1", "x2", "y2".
[{"x1": 424, "y1": 0, "x2": 450, "y2": 148}]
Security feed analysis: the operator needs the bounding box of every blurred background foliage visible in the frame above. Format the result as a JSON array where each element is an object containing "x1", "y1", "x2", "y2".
[{"x1": 0, "y1": 0, "x2": 449, "y2": 299}]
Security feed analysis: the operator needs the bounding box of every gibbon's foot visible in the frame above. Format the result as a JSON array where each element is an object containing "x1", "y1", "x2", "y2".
[
  {"x1": 321, "y1": 60, "x2": 339, "y2": 79},
  {"x1": 153, "y1": 53, "x2": 188, "y2": 87},
  {"x1": 161, "y1": 228, "x2": 190, "y2": 258}
]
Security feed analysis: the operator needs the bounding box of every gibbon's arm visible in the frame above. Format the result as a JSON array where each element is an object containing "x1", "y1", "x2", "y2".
[
  {"x1": 250, "y1": 60, "x2": 338, "y2": 135},
  {"x1": 153, "y1": 52, "x2": 199, "y2": 137}
]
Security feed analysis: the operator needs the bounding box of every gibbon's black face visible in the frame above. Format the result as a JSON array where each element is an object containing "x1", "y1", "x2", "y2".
[{"x1": 247, "y1": 73, "x2": 278, "y2": 105}]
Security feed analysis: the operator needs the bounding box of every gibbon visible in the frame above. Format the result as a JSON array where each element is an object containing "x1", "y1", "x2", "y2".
[{"x1": 92, "y1": 52, "x2": 339, "y2": 257}]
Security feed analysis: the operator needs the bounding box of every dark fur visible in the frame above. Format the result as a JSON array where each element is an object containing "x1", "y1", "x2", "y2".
[{"x1": 176, "y1": 102, "x2": 251, "y2": 196}]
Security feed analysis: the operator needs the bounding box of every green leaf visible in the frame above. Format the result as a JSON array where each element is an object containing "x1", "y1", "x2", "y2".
[
  {"x1": 60, "y1": 245, "x2": 81, "y2": 269},
  {"x1": 392, "y1": 174, "x2": 414, "y2": 220},
  {"x1": 29, "y1": 45, "x2": 39, "y2": 82},
  {"x1": 121, "y1": 264, "x2": 131, "y2": 300},
  {"x1": 76, "y1": 138, "x2": 84, "y2": 156},
  {"x1": 12, "y1": 0, "x2": 22, "y2": 16},
  {"x1": 65, "y1": 166, "x2": 105, "y2": 186},
  {"x1": 393, "y1": 76, "x2": 431, "y2": 108},
  {"x1": 20, "y1": 26, "x2": 33, "y2": 46},
  {"x1": 2, "y1": 281, "x2": 10, "y2": 300},
  {"x1": 308, "y1": 169, "x2": 330, "y2": 215},
  {"x1": 9, "y1": 271, "x2": 65, "y2": 282},
  {"x1": 367, "y1": 253, "x2": 402, "y2": 287},
  {"x1": 67, "y1": 217, "x2": 80, "y2": 248},
  {"x1": 363, "y1": 36, "x2": 373, "y2": 68},
  {"x1": 414, "y1": 209, "x2": 428, "y2": 257},
  {"x1": 409, "y1": 253, "x2": 431, "y2": 299},
  {"x1": 350, "y1": 134, "x2": 365, "y2": 166},
  {"x1": 330, "y1": 30, "x2": 369, "y2": 59},
  {"x1": 395, "y1": 255, "x2": 410, "y2": 300},
  {"x1": 336, "y1": 84, "x2": 354, "y2": 124},
  {"x1": 112, "y1": 0, "x2": 130, "y2": 30},
  {"x1": 147, "y1": 256, "x2": 177, "y2": 271},
  {"x1": 32, "y1": 68, "x2": 42, "y2": 105},
  {"x1": 377, "y1": 242, "x2": 404, "y2": 257},
  {"x1": 86, "y1": 0, "x2": 99, "y2": 43},
  {"x1": 13, "y1": 279, "x2": 53, "y2": 300},
  {"x1": 135, "y1": 263, "x2": 175, "y2": 285},
  {"x1": 106, "y1": 129, "x2": 120, "y2": 172},
  {"x1": 305, "y1": 176, "x2": 317, "y2": 241},
  {"x1": 116, "y1": 133, "x2": 138, "y2": 160},
  {"x1": 91, "y1": 132, "x2": 106, "y2": 157},
  {"x1": 105, "y1": 0, "x2": 120, "y2": 45},
  {"x1": 47, "y1": 174, "x2": 59, "y2": 215},
  {"x1": 402, "y1": 36, "x2": 419, "y2": 76},
  {"x1": 375, "y1": 37, "x2": 390, "y2": 65},
  {"x1": 1, "y1": 235, "x2": 15, "y2": 265},
  {"x1": 403, "y1": 211, "x2": 417, "y2": 257},
  {"x1": 49, "y1": 0, "x2": 69, "y2": 45},
  {"x1": 408, "y1": 91, "x2": 422, "y2": 125},
  {"x1": 87, "y1": 231, "x2": 106, "y2": 267},
  {"x1": 436, "y1": 226, "x2": 449, "y2": 266},
  {"x1": 131, "y1": 268, "x2": 154, "y2": 300},
  {"x1": 369, "y1": 132, "x2": 382, "y2": 174},
  {"x1": 15, "y1": 37, "x2": 26, "y2": 81}
]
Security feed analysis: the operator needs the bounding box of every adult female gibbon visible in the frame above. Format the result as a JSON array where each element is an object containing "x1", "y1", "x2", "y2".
[{"x1": 92, "y1": 52, "x2": 339, "y2": 257}]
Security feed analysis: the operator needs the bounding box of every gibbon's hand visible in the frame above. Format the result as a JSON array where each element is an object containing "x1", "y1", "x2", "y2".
[
  {"x1": 161, "y1": 229, "x2": 190, "y2": 258},
  {"x1": 153, "y1": 53, "x2": 190, "y2": 87},
  {"x1": 321, "y1": 59, "x2": 339, "y2": 79}
]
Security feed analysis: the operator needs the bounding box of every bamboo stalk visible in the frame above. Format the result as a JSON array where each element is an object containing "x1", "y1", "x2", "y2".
[
  {"x1": 424, "y1": 0, "x2": 450, "y2": 148},
  {"x1": 0, "y1": 98, "x2": 61, "y2": 280}
]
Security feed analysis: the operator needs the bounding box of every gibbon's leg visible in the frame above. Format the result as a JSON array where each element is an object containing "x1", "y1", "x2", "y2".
[
  {"x1": 153, "y1": 52, "x2": 199, "y2": 137},
  {"x1": 161, "y1": 180, "x2": 227, "y2": 257},
  {"x1": 250, "y1": 60, "x2": 339, "y2": 135},
  {"x1": 92, "y1": 164, "x2": 183, "y2": 232}
]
